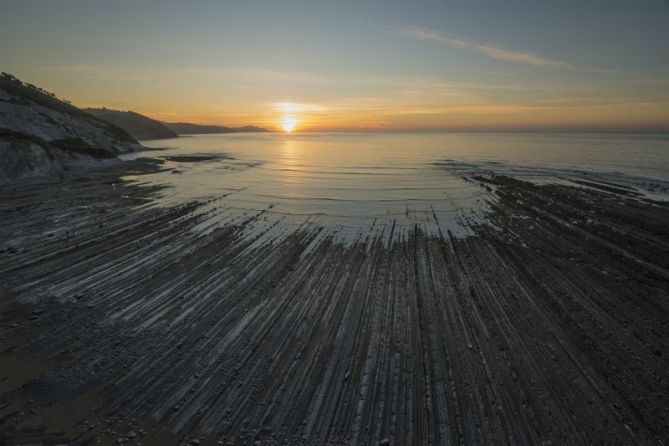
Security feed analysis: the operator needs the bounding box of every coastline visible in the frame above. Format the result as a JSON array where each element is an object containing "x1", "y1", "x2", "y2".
[{"x1": 1, "y1": 158, "x2": 667, "y2": 445}]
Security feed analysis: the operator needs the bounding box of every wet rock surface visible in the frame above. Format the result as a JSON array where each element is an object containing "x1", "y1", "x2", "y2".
[{"x1": 0, "y1": 159, "x2": 667, "y2": 445}]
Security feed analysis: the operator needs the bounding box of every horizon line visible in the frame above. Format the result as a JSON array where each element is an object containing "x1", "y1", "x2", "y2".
[{"x1": 197, "y1": 128, "x2": 669, "y2": 135}]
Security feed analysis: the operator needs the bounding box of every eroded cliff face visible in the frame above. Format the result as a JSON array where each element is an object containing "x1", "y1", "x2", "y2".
[
  {"x1": 0, "y1": 131, "x2": 118, "y2": 184},
  {"x1": 0, "y1": 75, "x2": 140, "y2": 184}
]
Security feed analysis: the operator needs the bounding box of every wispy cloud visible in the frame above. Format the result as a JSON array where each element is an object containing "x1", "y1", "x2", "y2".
[
  {"x1": 363, "y1": 22, "x2": 569, "y2": 68},
  {"x1": 274, "y1": 102, "x2": 327, "y2": 113}
]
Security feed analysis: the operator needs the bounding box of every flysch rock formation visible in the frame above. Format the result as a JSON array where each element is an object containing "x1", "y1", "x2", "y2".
[{"x1": 0, "y1": 159, "x2": 667, "y2": 445}]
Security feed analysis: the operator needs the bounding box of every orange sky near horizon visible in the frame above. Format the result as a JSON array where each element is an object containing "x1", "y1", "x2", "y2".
[
  {"x1": 98, "y1": 97, "x2": 667, "y2": 133},
  {"x1": 55, "y1": 64, "x2": 667, "y2": 133}
]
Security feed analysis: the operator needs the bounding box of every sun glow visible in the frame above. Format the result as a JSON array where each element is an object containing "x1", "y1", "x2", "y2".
[{"x1": 281, "y1": 116, "x2": 298, "y2": 133}]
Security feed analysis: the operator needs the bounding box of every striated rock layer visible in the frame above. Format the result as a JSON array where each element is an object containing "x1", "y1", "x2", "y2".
[
  {"x1": 0, "y1": 160, "x2": 667, "y2": 445},
  {"x1": 0, "y1": 74, "x2": 140, "y2": 184}
]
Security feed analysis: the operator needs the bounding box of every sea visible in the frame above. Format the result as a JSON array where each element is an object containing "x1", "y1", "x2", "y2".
[{"x1": 121, "y1": 132, "x2": 669, "y2": 240}]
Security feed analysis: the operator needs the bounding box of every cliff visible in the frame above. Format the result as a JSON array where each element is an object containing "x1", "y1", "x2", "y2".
[{"x1": 0, "y1": 73, "x2": 140, "y2": 183}]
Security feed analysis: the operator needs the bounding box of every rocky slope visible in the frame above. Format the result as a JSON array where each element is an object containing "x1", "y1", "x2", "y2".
[
  {"x1": 85, "y1": 108, "x2": 178, "y2": 140},
  {"x1": 0, "y1": 73, "x2": 140, "y2": 183}
]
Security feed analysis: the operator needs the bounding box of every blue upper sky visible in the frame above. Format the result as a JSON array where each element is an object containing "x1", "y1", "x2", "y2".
[{"x1": 1, "y1": 0, "x2": 667, "y2": 131}]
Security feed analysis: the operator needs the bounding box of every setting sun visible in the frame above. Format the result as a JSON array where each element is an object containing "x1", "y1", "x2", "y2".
[{"x1": 281, "y1": 116, "x2": 298, "y2": 132}]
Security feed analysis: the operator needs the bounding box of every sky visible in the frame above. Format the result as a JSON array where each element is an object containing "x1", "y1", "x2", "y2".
[{"x1": 1, "y1": 0, "x2": 668, "y2": 132}]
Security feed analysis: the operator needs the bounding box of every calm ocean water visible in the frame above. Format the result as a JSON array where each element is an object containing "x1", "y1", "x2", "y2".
[{"x1": 122, "y1": 132, "x2": 669, "y2": 238}]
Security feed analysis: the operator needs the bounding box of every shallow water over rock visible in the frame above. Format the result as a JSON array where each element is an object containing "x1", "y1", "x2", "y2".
[{"x1": 122, "y1": 132, "x2": 669, "y2": 241}]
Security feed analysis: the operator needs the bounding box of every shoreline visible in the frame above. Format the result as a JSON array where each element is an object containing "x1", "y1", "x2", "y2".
[{"x1": 1, "y1": 159, "x2": 667, "y2": 445}]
